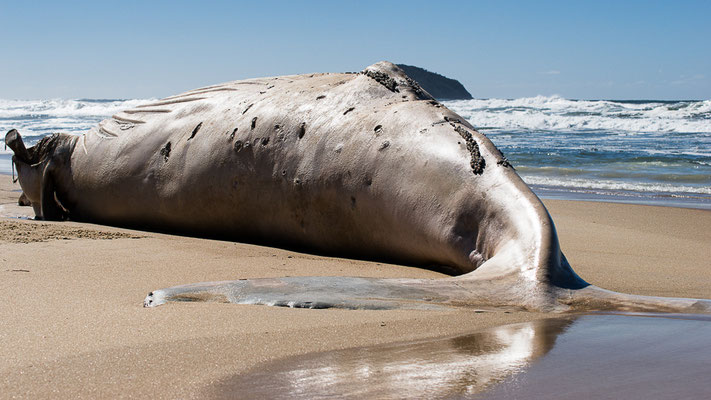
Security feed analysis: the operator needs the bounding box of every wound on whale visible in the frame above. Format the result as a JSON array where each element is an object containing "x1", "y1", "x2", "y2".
[{"x1": 5, "y1": 62, "x2": 711, "y2": 315}]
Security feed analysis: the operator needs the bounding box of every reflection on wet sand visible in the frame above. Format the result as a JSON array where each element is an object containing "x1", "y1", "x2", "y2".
[
  {"x1": 209, "y1": 314, "x2": 711, "y2": 399},
  {"x1": 478, "y1": 314, "x2": 711, "y2": 400},
  {"x1": 208, "y1": 318, "x2": 574, "y2": 399}
]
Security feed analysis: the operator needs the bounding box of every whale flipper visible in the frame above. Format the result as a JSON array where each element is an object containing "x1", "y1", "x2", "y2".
[
  {"x1": 145, "y1": 277, "x2": 711, "y2": 314},
  {"x1": 144, "y1": 277, "x2": 461, "y2": 310}
]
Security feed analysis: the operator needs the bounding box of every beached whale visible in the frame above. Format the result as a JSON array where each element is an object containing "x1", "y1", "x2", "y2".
[{"x1": 6, "y1": 62, "x2": 710, "y2": 313}]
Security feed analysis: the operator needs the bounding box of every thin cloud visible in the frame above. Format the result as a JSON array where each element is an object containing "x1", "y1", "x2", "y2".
[
  {"x1": 539, "y1": 70, "x2": 561, "y2": 75},
  {"x1": 671, "y1": 74, "x2": 706, "y2": 85}
]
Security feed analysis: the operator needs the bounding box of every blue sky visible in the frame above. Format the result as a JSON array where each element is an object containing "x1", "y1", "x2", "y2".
[{"x1": 1, "y1": 0, "x2": 709, "y2": 100}]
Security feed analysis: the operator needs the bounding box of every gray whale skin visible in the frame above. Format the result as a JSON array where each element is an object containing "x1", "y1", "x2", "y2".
[{"x1": 6, "y1": 62, "x2": 710, "y2": 313}]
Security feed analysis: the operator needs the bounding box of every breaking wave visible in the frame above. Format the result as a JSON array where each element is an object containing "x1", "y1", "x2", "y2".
[
  {"x1": 445, "y1": 96, "x2": 711, "y2": 133},
  {"x1": 445, "y1": 97, "x2": 711, "y2": 206},
  {"x1": 0, "y1": 98, "x2": 155, "y2": 148}
]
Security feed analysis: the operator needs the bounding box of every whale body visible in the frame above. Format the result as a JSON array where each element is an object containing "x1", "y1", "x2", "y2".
[{"x1": 7, "y1": 62, "x2": 710, "y2": 313}]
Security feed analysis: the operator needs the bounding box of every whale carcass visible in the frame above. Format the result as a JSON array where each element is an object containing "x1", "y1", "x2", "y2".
[{"x1": 6, "y1": 62, "x2": 710, "y2": 313}]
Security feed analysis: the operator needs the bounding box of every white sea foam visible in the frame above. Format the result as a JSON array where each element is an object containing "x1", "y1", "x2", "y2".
[
  {"x1": 0, "y1": 98, "x2": 154, "y2": 119},
  {"x1": 0, "y1": 98, "x2": 155, "y2": 155},
  {"x1": 444, "y1": 96, "x2": 711, "y2": 134},
  {"x1": 522, "y1": 175, "x2": 711, "y2": 195}
]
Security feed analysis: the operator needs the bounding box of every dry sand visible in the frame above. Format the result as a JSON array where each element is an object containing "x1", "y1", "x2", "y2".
[{"x1": 0, "y1": 175, "x2": 709, "y2": 399}]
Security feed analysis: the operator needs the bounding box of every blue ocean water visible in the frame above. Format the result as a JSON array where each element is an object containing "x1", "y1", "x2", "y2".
[
  {"x1": 445, "y1": 97, "x2": 711, "y2": 209},
  {"x1": 1, "y1": 96, "x2": 709, "y2": 208}
]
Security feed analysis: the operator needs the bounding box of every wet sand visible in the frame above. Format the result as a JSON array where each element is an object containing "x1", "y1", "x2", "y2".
[
  {"x1": 479, "y1": 314, "x2": 711, "y2": 400},
  {"x1": 0, "y1": 175, "x2": 710, "y2": 398},
  {"x1": 219, "y1": 314, "x2": 711, "y2": 399}
]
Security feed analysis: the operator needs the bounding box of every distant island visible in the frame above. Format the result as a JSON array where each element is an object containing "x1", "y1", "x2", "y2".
[{"x1": 396, "y1": 64, "x2": 473, "y2": 100}]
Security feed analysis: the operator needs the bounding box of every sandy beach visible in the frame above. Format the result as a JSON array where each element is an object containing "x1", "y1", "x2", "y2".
[{"x1": 0, "y1": 175, "x2": 709, "y2": 399}]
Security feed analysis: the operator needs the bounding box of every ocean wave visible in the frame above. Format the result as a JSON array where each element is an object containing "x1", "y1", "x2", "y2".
[
  {"x1": 0, "y1": 98, "x2": 155, "y2": 119},
  {"x1": 444, "y1": 97, "x2": 711, "y2": 134},
  {"x1": 0, "y1": 98, "x2": 155, "y2": 154},
  {"x1": 521, "y1": 175, "x2": 711, "y2": 195}
]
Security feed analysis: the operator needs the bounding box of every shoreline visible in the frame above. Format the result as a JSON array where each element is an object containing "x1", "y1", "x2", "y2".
[
  {"x1": 1, "y1": 175, "x2": 710, "y2": 398},
  {"x1": 532, "y1": 184, "x2": 711, "y2": 210}
]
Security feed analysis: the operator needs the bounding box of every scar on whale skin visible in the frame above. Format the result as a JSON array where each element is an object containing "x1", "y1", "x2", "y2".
[
  {"x1": 187, "y1": 122, "x2": 202, "y2": 141},
  {"x1": 298, "y1": 122, "x2": 306, "y2": 139},
  {"x1": 159, "y1": 142, "x2": 171, "y2": 161}
]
